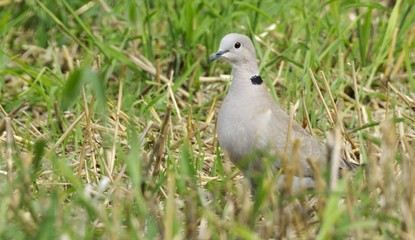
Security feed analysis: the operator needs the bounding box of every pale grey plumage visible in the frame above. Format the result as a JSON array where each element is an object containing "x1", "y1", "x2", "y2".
[{"x1": 210, "y1": 33, "x2": 354, "y2": 190}]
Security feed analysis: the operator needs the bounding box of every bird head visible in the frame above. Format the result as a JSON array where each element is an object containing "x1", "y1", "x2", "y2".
[{"x1": 209, "y1": 33, "x2": 257, "y2": 66}]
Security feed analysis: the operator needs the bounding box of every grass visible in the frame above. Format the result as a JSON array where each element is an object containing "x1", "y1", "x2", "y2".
[{"x1": 1, "y1": 0, "x2": 415, "y2": 239}]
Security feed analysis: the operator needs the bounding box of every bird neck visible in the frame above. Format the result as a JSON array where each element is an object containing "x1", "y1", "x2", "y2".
[{"x1": 230, "y1": 64, "x2": 263, "y2": 92}]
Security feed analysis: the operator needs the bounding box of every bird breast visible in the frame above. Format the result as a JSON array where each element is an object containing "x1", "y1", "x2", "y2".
[{"x1": 217, "y1": 88, "x2": 277, "y2": 164}]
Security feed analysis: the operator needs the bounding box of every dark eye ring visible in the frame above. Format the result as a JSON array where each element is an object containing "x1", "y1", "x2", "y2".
[{"x1": 234, "y1": 42, "x2": 241, "y2": 49}]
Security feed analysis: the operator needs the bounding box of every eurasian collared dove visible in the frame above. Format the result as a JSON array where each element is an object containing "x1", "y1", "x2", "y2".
[{"x1": 209, "y1": 33, "x2": 356, "y2": 191}]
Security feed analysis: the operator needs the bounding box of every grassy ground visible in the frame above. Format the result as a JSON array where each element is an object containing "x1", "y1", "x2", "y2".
[{"x1": 1, "y1": 0, "x2": 415, "y2": 239}]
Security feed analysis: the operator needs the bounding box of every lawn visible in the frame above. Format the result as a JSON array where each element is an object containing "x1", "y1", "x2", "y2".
[{"x1": 1, "y1": 0, "x2": 415, "y2": 239}]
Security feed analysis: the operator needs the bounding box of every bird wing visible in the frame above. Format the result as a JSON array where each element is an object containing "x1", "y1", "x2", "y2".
[{"x1": 250, "y1": 97, "x2": 326, "y2": 178}]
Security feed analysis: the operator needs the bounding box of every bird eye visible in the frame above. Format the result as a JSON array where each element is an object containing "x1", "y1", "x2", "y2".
[{"x1": 234, "y1": 42, "x2": 241, "y2": 49}]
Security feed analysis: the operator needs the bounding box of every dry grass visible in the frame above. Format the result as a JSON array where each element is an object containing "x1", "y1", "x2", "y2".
[{"x1": 1, "y1": 0, "x2": 415, "y2": 239}]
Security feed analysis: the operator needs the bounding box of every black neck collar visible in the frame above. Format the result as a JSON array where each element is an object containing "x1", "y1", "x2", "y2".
[{"x1": 250, "y1": 74, "x2": 263, "y2": 85}]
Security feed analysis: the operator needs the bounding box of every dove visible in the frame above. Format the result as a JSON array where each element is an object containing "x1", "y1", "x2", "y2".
[{"x1": 209, "y1": 33, "x2": 355, "y2": 191}]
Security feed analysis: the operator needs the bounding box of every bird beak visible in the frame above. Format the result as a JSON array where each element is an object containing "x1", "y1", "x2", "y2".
[{"x1": 209, "y1": 50, "x2": 228, "y2": 62}]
